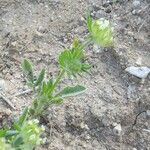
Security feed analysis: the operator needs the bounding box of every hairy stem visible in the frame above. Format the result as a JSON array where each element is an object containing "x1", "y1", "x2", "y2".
[{"x1": 52, "y1": 69, "x2": 65, "y2": 92}]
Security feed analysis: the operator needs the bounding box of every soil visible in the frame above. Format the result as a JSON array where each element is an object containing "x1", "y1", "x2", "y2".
[{"x1": 0, "y1": 0, "x2": 150, "y2": 150}]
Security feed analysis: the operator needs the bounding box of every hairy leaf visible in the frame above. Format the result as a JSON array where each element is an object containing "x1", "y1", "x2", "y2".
[
  {"x1": 14, "y1": 107, "x2": 28, "y2": 130},
  {"x1": 56, "y1": 85, "x2": 86, "y2": 97},
  {"x1": 12, "y1": 135, "x2": 23, "y2": 147},
  {"x1": 21, "y1": 59, "x2": 34, "y2": 84},
  {"x1": 87, "y1": 15, "x2": 92, "y2": 32},
  {"x1": 5, "y1": 130, "x2": 19, "y2": 138},
  {"x1": 35, "y1": 69, "x2": 45, "y2": 86},
  {"x1": 0, "y1": 129, "x2": 6, "y2": 137},
  {"x1": 51, "y1": 97, "x2": 64, "y2": 104},
  {"x1": 59, "y1": 40, "x2": 90, "y2": 76}
]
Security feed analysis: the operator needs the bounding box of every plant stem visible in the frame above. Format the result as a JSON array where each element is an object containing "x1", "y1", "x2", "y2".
[{"x1": 51, "y1": 69, "x2": 65, "y2": 92}]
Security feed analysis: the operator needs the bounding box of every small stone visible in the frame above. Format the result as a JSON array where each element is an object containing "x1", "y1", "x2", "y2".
[
  {"x1": 113, "y1": 124, "x2": 122, "y2": 136},
  {"x1": 146, "y1": 110, "x2": 150, "y2": 119},
  {"x1": 133, "y1": 0, "x2": 140, "y2": 7},
  {"x1": 127, "y1": 84, "x2": 136, "y2": 99},
  {"x1": 11, "y1": 41, "x2": 17, "y2": 47},
  {"x1": 136, "y1": 57, "x2": 142, "y2": 65},
  {"x1": 95, "y1": 10, "x2": 106, "y2": 18},
  {"x1": 37, "y1": 26, "x2": 47, "y2": 33},
  {"x1": 63, "y1": 38, "x2": 68, "y2": 43},
  {"x1": 93, "y1": 44, "x2": 103, "y2": 53},
  {"x1": 132, "y1": 10, "x2": 137, "y2": 15},
  {"x1": 0, "y1": 79, "x2": 6, "y2": 91},
  {"x1": 85, "y1": 134, "x2": 91, "y2": 140},
  {"x1": 80, "y1": 17, "x2": 85, "y2": 22},
  {"x1": 125, "y1": 66, "x2": 150, "y2": 79}
]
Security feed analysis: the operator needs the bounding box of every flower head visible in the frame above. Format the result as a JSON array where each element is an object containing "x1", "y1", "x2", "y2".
[
  {"x1": 0, "y1": 138, "x2": 13, "y2": 150},
  {"x1": 21, "y1": 119, "x2": 45, "y2": 146},
  {"x1": 87, "y1": 16, "x2": 113, "y2": 47}
]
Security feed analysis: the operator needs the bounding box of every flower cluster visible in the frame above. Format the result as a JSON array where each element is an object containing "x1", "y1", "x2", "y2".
[
  {"x1": 0, "y1": 138, "x2": 13, "y2": 150},
  {"x1": 21, "y1": 119, "x2": 45, "y2": 146},
  {"x1": 88, "y1": 17, "x2": 113, "y2": 47}
]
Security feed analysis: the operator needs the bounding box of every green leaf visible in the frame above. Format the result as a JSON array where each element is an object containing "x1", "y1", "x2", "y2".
[
  {"x1": 12, "y1": 135, "x2": 23, "y2": 147},
  {"x1": 21, "y1": 59, "x2": 34, "y2": 84},
  {"x1": 5, "y1": 130, "x2": 19, "y2": 138},
  {"x1": 51, "y1": 97, "x2": 64, "y2": 104},
  {"x1": 56, "y1": 85, "x2": 86, "y2": 97},
  {"x1": 41, "y1": 79, "x2": 53, "y2": 95},
  {"x1": 87, "y1": 15, "x2": 92, "y2": 32},
  {"x1": 14, "y1": 107, "x2": 28, "y2": 130},
  {"x1": 0, "y1": 129, "x2": 7, "y2": 137},
  {"x1": 35, "y1": 69, "x2": 45, "y2": 87}
]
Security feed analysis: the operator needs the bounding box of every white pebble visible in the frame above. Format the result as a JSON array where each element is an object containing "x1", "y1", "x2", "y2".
[
  {"x1": 133, "y1": 0, "x2": 140, "y2": 7},
  {"x1": 0, "y1": 79, "x2": 6, "y2": 91},
  {"x1": 113, "y1": 124, "x2": 122, "y2": 136},
  {"x1": 125, "y1": 66, "x2": 150, "y2": 79}
]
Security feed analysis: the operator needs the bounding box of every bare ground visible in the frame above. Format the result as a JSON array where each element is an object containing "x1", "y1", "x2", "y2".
[{"x1": 0, "y1": 0, "x2": 150, "y2": 150}]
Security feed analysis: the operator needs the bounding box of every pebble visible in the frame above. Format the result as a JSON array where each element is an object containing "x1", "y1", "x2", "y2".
[
  {"x1": 0, "y1": 79, "x2": 6, "y2": 91},
  {"x1": 93, "y1": 44, "x2": 103, "y2": 53},
  {"x1": 127, "y1": 84, "x2": 136, "y2": 99},
  {"x1": 95, "y1": 10, "x2": 106, "y2": 18},
  {"x1": 113, "y1": 124, "x2": 122, "y2": 136},
  {"x1": 125, "y1": 66, "x2": 150, "y2": 79},
  {"x1": 133, "y1": 0, "x2": 140, "y2": 7},
  {"x1": 37, "y1": 26, "x2": 47, "y2": 33},
  {"x1": 136, "y1": 57, "x2": 142, "y2": 66},
  {"x1": 146, "y1": 110, "x2": 150, "y2": 119}
]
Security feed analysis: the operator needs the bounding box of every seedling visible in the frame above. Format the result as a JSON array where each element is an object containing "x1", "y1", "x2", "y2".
[
  {"x1": 0, "y1": 16, "x2": 113, "y2": 150},
  {"x1": 23, "y1": 38, "x2": 89, "y2": 117}
]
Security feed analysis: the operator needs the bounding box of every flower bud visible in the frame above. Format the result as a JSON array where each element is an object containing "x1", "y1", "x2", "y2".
[{"x1": 88, "y1": 17, "x2": 113, "y2": 47}]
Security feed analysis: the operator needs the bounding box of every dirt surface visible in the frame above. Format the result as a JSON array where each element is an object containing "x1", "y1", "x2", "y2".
[{"x1": 0, "y1": 0, "x2": 150, "y2": 150}]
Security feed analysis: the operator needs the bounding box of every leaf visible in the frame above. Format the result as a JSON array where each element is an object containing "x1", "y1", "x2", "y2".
[
  {"x1": 21, "y1": 59, "x2": 34, "y2": 84},
  {"x1": 14, "y1": 107, "x2": 28, "y2": 130},
  {"x1": 87, "y1": 15, "x2": 92, "y2": 32},
  {"x1": 82, "y1": 64, "x2": 91, "y2": 72},
  {"x1": 0, "y1": 129, "x2": 7, "y2": 137},
  {"x1": 5, "y1": 130, "x2": 19, "y2": 138},
  {"x1": 12, "y1": 135, "x2": 23, "y2": 147},
  {"x1": 41, "y1": 79, "x2": 53, "y2": 95},
  {"x1": 51, "y1": 97, "x2": 64, "y2": 104},
  {"x1": 56, "y1": 85, "x2": 86, "y2": 97},
  {"x1": 35, "y1": 69, "x2": 45, "y2": 86}
]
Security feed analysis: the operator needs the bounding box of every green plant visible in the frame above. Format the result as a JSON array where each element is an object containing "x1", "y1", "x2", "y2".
[
  {"x1": 0, "y1": 16, "x2": 113, "y2": 150},
  {"x1": 21, "y1": 38, "x2": 89, "y2": 117},
  {"x1": 87, "y1": 16, "x2": 113, "y2": 47},
  {"x1": 0, "y1": 111, "x2": 44, "y2": 150}
]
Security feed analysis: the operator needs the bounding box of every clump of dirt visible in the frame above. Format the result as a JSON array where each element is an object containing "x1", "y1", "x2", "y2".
[{"x1": 0, "y1": 0, "x2": 150, "y2": 150}]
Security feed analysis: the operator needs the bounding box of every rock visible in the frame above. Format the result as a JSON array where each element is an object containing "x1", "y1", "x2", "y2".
[
  {"x1": 93, "y1": 44, "x2": 103, "y2": 53},
  {"x1": 133, "y1": 0, "x2": 140, "y2": 7},
  {"x1": 127, "y1": 84, "x2": 136, "y2": 100},
  {"x1": 113, "y1": 124, "x2": 122, "y2": 136},
  {"x1": 125, "y1": 66, "x2": 150, "y2": 79},
  {"x1": 0, "y1": 79, "x2": 6, "y2": 91},
  {"x1": 37, "y1": 26, "x2": 47, "y2": 33},
  {"x1": 136, "y1": 57, "x2": 142, "y2": 65},
  {"x1": 146, "y1": 110, "x2": 150, "y2": 119},
  {"x1": 95, "y1": 10, "x2": 106, "y2": 18}
]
